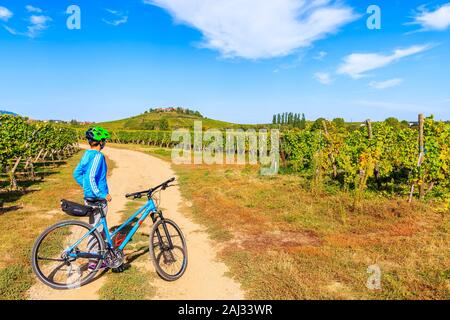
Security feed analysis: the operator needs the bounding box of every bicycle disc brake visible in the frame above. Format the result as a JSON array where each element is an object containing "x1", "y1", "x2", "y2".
[
  {"x1": 104, "y1": 249, "x2": 124, "y2": 269},
  {"x1": 162, "y1": 247, "x2": 176, "y2": 264}
]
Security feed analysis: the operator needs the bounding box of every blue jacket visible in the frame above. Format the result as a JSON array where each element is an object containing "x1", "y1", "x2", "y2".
[{"x1": 73, "y1": 150, "x2": 109, "y2": 200}]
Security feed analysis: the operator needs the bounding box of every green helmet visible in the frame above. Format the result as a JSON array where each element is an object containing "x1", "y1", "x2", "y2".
[{"x1": 86, "y1": 126, "x2": 111, "y2": 142}]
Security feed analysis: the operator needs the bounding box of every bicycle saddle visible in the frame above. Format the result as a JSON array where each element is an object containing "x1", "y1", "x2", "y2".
[{"x1": 85, "y1": 198, "x2": 107, "y2": 205}]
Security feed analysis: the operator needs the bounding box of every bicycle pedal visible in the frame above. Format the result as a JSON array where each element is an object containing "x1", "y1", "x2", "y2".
[{"x1": 112, "y1": 265, "x2": 126, "y2": 273}]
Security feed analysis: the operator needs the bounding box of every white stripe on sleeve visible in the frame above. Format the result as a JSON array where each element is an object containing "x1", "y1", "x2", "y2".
[{"x1": 89, "y1": 154, "x2": 101, "y2": 196}]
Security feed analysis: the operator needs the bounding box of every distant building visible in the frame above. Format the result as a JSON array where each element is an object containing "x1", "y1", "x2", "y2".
[{"x1": 153, "y1": 107, "x2": 182, "y2": 113}]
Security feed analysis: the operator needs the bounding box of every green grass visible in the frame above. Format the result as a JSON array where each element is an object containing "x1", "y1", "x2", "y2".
[
  {"x1": 0, "y1": 265, "x2": 34, "y2": 300},
  {"x1": 99, "y1": 266, "x2": 156, "y2": 300}
]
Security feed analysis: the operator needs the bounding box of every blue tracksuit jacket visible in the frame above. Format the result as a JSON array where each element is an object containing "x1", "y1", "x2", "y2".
[{"x1": 73, "y1": 150, "x2": 109, "y2": 200}]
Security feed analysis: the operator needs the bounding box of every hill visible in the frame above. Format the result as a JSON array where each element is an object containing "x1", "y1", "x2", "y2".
[
  {"x1": 95, "y1": 110, "x2": 257, "y2": 131},
  {"x1": 0, "y1": 110, "x2": 18, "y2": 116}
]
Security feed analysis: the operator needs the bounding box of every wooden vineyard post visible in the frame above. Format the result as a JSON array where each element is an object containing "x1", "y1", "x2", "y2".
[
  {"x1": 409, "y1": 114, "x2": 425, "y2": 202},
  {"x1": 322, "y1": 120, "x2": 337, "y2": 178},
  {"x1": 34, "y1": 149, "x2": 44, "y2": 162},
  {"x1": 418, "y1": 114, "x2": 425, "y2": 200},
  {"x1": 24, "y1": 157, "x2": 35, "y2": 180},
  {"x1": 366, "y1": 119, "x2": 380, "y2": 186},
  {"x1": 9, "y1": 157, "x2": 22, "y2": 190},
  {"x1": 366, "y1": 119, "x2": 373, "y2": 139},
  {"x1": 279, "y1": 136, "x2": 287, "y2": 169},
  {"x1": 113, "y1": 132, "x2": 122, "y2": 144}
]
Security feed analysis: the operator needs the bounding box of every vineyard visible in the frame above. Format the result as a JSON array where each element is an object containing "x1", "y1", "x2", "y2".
[
  {"x1": 0, "y1": 115, "x2": 79, "y2": 192},
  {"x1": 282, "y1": 115, "x2": 450, "y2": 201},
  {"x1": 74, "y1": 129, "x2": 174, "y2": 147},
  {"x1": 88, "y1": 115, "x2": 450, "y2": 202}
]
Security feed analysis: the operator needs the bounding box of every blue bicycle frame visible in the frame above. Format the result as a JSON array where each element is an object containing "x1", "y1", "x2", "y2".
[{"x1": 65, "y1": 198, "x2": 158, "y2": 259}]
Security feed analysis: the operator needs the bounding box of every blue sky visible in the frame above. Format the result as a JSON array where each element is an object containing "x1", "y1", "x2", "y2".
[{"x1": 0, "y1": 0, "x2": 449, "y2": 123}]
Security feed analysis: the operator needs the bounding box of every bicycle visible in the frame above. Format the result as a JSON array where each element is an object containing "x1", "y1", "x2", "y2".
[{"x1": 31, "y1": 177, "x2": 188, "y2": 290}]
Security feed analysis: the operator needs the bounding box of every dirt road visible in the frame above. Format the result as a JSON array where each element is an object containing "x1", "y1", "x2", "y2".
[{"x1": 28, "y1": 146, "x2": 244, "y2": 300}]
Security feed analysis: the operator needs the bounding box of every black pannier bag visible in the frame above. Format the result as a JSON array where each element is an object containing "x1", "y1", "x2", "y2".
[{"x1": 61, "y1": 199, "x2": 94, "y2": 217}]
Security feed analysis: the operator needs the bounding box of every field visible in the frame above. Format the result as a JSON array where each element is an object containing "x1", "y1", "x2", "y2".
[
  {"x1": 116, "y1": 143, "x2": 450, "y2": 299},
  {"x1": 1, "y1": 112, "x2": 449, "y2": 300}
]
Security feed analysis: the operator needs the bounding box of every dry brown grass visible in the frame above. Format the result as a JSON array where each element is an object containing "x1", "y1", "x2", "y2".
[{"x1": 173, "y1": 164, "x2": 450, "y2": 300}]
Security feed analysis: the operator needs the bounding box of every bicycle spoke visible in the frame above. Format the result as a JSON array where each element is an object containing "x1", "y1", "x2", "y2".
[
  {"x1": 33, "y1": 222, "x2": 104, "y2": 288},
  {"x1": 37, "y1": 257, "x2": 66, "y2": 262}
]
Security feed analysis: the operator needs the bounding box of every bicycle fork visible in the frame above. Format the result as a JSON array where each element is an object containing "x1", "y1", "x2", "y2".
[{"x1": 151, "y1": 211, "x2": 175, "y2": 260}]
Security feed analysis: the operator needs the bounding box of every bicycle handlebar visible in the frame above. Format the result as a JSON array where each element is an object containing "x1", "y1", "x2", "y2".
[{"x1": 125, "y1": 177, "x2": 176, "y2": 199}]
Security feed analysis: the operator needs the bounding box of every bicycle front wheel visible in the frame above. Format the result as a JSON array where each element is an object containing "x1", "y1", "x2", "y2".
[
  {"x1": 150, "y1": 219, "x2": 188, "y2": 281},
  {"x1": 31, "y1": 220, "x2": 105, "y2": 290}
]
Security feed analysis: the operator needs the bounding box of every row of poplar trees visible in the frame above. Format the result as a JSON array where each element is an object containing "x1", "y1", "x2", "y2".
[{"x1": 272, "y1": 112, "x2": 306, "y2": 129}]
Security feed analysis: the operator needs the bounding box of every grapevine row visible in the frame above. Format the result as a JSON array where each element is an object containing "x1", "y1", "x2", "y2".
[
  {"x1": 0, "y1": 115, "x2": 79, "y2": 190},
  {"x1": 282, "y1": 116, "x2": 450, "y2": 199}
]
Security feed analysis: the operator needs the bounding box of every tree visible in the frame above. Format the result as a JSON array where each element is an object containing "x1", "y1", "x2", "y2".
[
  {"x1": 385, "y1": 117, "x2": 400, "y2": 128},
  {"x1": 401, "y1": 120, "x2": 410, "y2": 128},
  {"x1": 194, "y1": 111, "x2": 203, "y2": 118},
  {"x1": 158, "y1": 118, "x2": 169, "y2": 130},
  {"x1": 294, "y1": 113, "x2": 300, "y2": 127},
  {"x1": 332, "y1": 117, "x2": 345, "y2": 128},
  {"x1": 300, "y1": 113, "x2": 306, "y2": 129},
  {"x1": 311, "y1": 118, "x2": 327, "y2": 131},
  {"x1": 142, "y1": 121, "x2": 156, "y2": 130}
]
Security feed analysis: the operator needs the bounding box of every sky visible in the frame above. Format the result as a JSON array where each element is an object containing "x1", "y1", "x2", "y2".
[{"x1": 0, "y1": 0, "x2": 449, "y2": 124}]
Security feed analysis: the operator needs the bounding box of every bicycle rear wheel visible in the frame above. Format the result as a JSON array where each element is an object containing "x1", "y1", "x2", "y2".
[
  {"x1": 31, "y1": 220, "x2": 105, "y2": 290},
  {"x1": 150, "y1": 219, "x2": 188, "y2": 281}
]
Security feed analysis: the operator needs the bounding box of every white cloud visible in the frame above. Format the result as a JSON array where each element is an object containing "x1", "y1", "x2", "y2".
[
  {"x1": 369, "y1": 78, "x2": 403, "y2": 90},
  {"x1": 145, "y1": 0, "x2": 358, "y2": 59},
  {"x1": 103, "y1": 9, "x2": 128, "y2": 26},
  {"x1": 313, "y1": 51, "x2": 327, "y2": 60},
  {"x1": 4, "y1": 25, "x2": 19, "y2": 35},
  {"x1": 412, "y1": 3, "x2": 450, "y2": 31},
  {"x1": 30, "y1": 15, "x2": 50, "y2": 25},
  {"x1": 0, "y1": 6, "x2": 13, "y2": 22},
  {"x1": 106, "y1": 9, "x2": 119, "y2": 15},
  {"x1": 314, "y1": 72, "x2": 332, "y2": 85},
  {"x1": 2, "y1": 8, "x2": 51, "y2": 38},
  {"x1": 338, "y1": 44, "x2": 431, "y2": 79},
  {"x1": 26, "y1": 5, "x2": 43, "y2": 13},
  {"x1": 103, "y1": 16, "x2": 128, "y2": 26},
  {"x1": 27, "y1": 15, "x2": 52, "y2": 38}
]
